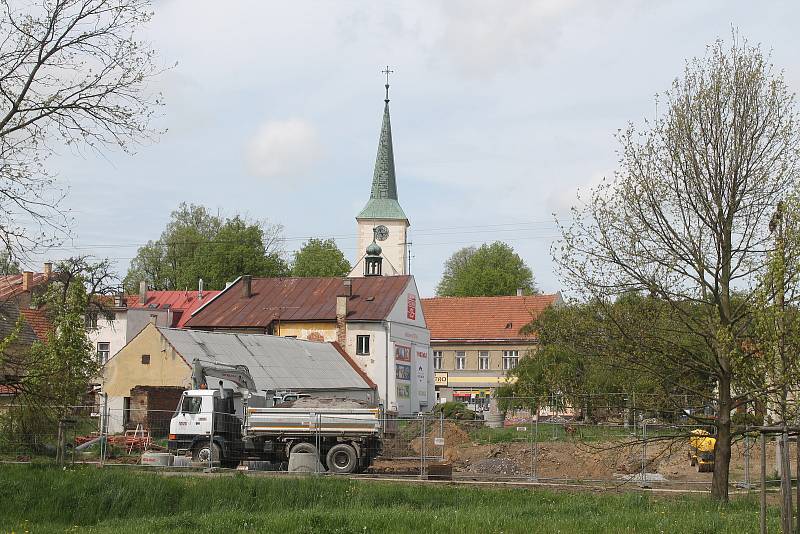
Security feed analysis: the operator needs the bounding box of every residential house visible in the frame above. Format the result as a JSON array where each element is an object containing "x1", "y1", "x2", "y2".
[
  {"x1": 101, "y1": 323, "x2": 377, "y2": 433},
  {"x1": 184, "y1": 274, "x2": 432, "y2": 415},
  {"x1": 87, "y1": 284, "x2": 220, "y2": 365},
  {"x1": 421, "y1": 293, "x2": 562, "y2": 410},
  {"x1": 0, "y1": 266, "x2": 55, "y2": 405}
]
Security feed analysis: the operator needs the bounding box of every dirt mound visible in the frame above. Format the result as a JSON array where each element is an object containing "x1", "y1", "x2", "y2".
[{"x1": 409, "y1": 421, "x2": 472, "y2": 461}]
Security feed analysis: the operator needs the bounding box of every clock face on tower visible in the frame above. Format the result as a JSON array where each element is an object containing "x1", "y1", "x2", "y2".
[{"x1": 374, "y1": 225, "x2": 389, "y2": 241}]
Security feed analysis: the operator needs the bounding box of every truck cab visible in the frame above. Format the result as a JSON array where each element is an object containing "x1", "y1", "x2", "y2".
[{"x1": 168, "y1": 389, "x2": 243, "y2": 466}]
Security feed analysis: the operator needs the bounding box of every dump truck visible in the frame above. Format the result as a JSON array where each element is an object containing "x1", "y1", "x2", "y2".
[
  {"x1": 167, "y1": 359, "x2": 383, "y2": 473},
  {"x1": 688, "y1": 429, "x2": 716, "y2": 473}
]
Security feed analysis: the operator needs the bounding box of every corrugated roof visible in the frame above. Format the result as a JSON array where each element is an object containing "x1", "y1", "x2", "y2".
[
  {"x1": 157, "y1": 327, "x2": 374, "y2": 392},
  {"x1": 421, "y1": 294, "x2": 561, "y2": 342},
  {"x1": 185, "y1": 276, "x2": 410, "y2": 328},
  {"x1": 129, "y1": 290, "x2": 221, "y2": 327}
]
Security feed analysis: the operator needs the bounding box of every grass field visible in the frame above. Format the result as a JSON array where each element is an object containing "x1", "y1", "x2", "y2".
[{"x1": 0, "y1": 464, "x2": 779, "y2": 533}]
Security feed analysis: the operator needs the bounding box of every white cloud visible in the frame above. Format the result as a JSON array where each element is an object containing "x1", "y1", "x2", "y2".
[
  {"x1": 245, "y1": 119, "x2": 321, "y2": 180},
  {"x1": 434, "y1": 0, "x2": 579, "y2": 78}
]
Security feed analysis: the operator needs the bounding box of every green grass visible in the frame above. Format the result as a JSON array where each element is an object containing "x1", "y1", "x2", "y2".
[{"x1": 0, "y1": 464, "x2": 778, "y2": 533}]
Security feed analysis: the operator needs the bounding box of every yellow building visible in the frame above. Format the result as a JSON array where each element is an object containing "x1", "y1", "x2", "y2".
[
  {"x1": 101, "y1": 323, "x2": 377, "y2": 433},
  {"x1": 421, "y1": 293, "x2": 561, "y2": 410}
]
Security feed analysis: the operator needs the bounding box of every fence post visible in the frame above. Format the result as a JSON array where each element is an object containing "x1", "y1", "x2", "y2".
[
  {"x1": 640, "y1": 421, "x2": 650, "y2": 488},
  {"x1": 208, "y1": 405, "x2": 213, "y2": 470},
  {"x1": 532, "y1": 410, "x2": 539, "y2": 481},
  {"x1": 744, "y1": 432, "x2": 750, "y2": 490},
  {"x1": 439, "y1": 411, "x2": 444, "y2": 461},
  {"x1": 420, "y1": 412, "x2": 426, "y2": 479},
  {"x1": 100, "y1": 394, "x2": 108, "y2": 467},
  {"x1": 761, "y1": 431, "x2": 767, "y2": 534},
  {"x1": 782, "y1": 430, "x2": 793, "y2": 533}
]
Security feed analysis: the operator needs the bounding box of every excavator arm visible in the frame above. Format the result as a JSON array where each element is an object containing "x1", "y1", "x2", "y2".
[{"x1": 191, "y1": 358, "x2": 257, "y2": 396}]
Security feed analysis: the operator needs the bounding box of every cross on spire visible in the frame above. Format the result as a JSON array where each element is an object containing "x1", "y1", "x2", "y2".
[{"x1": 381, "y1": 65, "x2": 394, "y2": 102}]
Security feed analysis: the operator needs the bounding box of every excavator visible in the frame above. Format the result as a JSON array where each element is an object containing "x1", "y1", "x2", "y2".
[{"x1": 688, "y1": 428, "x2": 716, "y2": 473}]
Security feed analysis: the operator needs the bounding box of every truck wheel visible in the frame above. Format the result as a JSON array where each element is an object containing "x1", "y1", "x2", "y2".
[
  {"x1": 291, "y1": 442, "x2": 319, "y2": 457},
  {"x1": 193, "y1": 443, "x2": 221, "y2": 466},
  {"x1": 326, "y1": 444, "x2": 358, "y2": 475}
]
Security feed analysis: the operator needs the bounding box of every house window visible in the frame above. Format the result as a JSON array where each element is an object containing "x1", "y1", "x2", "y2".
[
  {"x1": 97, "y1": 342, "x2": 110, "y2": 365},
  {"x1": 456, "y1": 351, "x2": 466, "y2": 370},
  {"x1": 433, "y1": 351, "x2": 443, "y2": 370},
  {"x1": 141, "y1": 354, "x2": 150, "y2": 365},
  {"x1": 356, "y1": 335, "x2": 370, "y2": 355},
  {"x1": 86, "y1": 311, "x2": 98, "y2": 329},
  {"x1": 502, "y1": 350, "x2": 519, "y2": 370},
  {"x1": 479, "y1": 351, "x2": 490, "y2": 370}
]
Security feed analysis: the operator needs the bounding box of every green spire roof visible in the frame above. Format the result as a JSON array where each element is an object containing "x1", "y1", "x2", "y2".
[{"x1": 356, "y1": 100, "x2": 408, "y2": 221}]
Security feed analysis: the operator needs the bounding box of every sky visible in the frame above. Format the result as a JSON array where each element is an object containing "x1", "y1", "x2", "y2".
[{"x1": 40, "y1": 0, "x2": 800, "y2": 297}]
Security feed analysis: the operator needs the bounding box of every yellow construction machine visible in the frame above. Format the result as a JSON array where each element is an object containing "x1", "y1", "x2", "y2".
[{"x1": 688, "y1": 429, "x2": 716, "y2": 473}]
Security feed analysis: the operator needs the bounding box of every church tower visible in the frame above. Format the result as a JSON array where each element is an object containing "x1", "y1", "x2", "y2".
[{"x1": 352, "y1": 70, "x2": 409, "y2": 277}]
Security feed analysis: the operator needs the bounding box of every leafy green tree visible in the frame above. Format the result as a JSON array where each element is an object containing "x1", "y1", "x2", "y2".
[
  {"x1": 554, "y1": 37, "x2": 800, "y2": 501},
  {"x1": 291, "y1": 238, "x2": 351, "y2": 277},
  {"x1": 1, "y1": 260, "x2": 99, "y2": 449},
  {"x1": 436, "y1": 242, "x2": 536, "y2": 297},
  {"x1": 203, "y1": 216, "x2": 290, "y2": 288},
  {"x1": 124, "y1": 204, "x2": 287, "y2": 291},
  {"x1": 509, "y1": 298, "x2": 714, "y2": 423}
]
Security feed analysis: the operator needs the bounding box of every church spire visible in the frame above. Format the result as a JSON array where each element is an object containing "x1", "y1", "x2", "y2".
[{"x1": 356, "y1": 69, "x2": 408, "y2": 221}]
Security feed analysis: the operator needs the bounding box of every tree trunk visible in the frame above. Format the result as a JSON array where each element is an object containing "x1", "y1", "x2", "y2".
[{"x1": 712, "y1": 376, "x2": 732, "y2": 501}]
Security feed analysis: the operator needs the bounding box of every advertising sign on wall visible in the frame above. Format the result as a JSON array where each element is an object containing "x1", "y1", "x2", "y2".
[
  {"x1": 396, "y1": 384, "x2": 410, "y2": 398},
  {"x1": 435, "y1": 372, "x2": 449, "y2": 387},
  {"x1": 407, "y1": 293, "x2": 416, "y2": 320},
  {"x1": 415, "y1": 349, "x2": 428, "y2": 402},
  {"x1": 395, "y1": 363, "x2": 411, "y2": 381},
  {"x1": 395, "y1": 344, "x2": 411, "y2": 362}
]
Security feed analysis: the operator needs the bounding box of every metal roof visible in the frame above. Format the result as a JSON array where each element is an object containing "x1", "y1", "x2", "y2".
[
  {"x1": 157, "y1": 327, "x2": 374, "y2": 392},
  {"x1": 356, "y1": 100, "x2": 408, "y2": 221},
  {"x1": 184, "y1": 275, "x2": 411, "y2": 328}
]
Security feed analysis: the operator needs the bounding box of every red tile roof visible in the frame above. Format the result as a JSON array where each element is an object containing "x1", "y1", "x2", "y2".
[
  {"x1": 128, "y1": 290, "x2": 221, "y2": 328},
  {"x1": 421, "y1": 294, "x2": 561, "y2": 342},
  {"x1": 19, "y1": 308, "x2": 53, "y2": 341},
  {"x1": 185, "y1": 276, "x2": 412, "y2": 329},
  {"x1": 0, "y1": 272, "x2": 49, "y2": 300}
]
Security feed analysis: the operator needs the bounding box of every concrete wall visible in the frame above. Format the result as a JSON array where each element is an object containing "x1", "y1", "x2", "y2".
[{"x1": 102, "y1": 323, "x2": 191, "y2": 433}]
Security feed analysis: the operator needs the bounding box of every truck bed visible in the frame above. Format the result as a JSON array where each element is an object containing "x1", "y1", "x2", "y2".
[{"x1": 245, "y1": 407, "x2": 382, "y2": 437}]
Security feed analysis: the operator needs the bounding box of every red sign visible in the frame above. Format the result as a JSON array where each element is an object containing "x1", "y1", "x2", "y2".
[{"x1": 407, "y1": 293, "x2": 416, "y2": 320}]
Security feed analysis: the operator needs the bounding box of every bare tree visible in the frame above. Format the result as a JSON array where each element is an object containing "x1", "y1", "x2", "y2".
[
  {"x1": 0, "y1": 0, "x2": 161, "y2": 259},
  {"x1": 555, "y1": 36, "x2": 800, "y2": 501}
]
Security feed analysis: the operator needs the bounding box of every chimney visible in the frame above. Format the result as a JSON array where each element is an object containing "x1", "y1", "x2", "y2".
[
  {"x1": 336, "y1": 295, "x2": 347, "y2": 350},
  {"x1": 114, "y1": 291, "x2": 123, "y2": 308},
  {"x1": 22, "y1": 271, "x2": 33, "y2": 292},
  {"x1": 43, "y1": 262, "x2": 52, "y2": 279},
  {"x1": 242, "y1": 275, "x2": 252, "y2": 299},
  {"x1": 198, "y1": 278, "x2": 204, "y2": 300},
  {"x1": 516, "y1": 288, "x2": 524, "y2": 297},
  {"x1": 139, "y1": 281, "x2": 147, "y2": 305}
]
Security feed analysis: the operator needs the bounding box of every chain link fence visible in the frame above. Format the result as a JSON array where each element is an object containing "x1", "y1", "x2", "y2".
[{"x1": 0, "y1": 401, "x2": 774, "y2": 492}]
